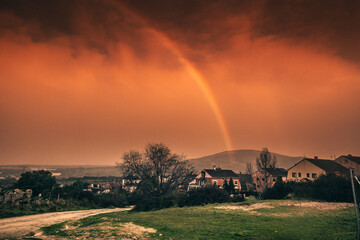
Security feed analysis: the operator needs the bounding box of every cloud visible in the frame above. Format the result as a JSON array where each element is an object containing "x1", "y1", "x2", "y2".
[{"x1": 1, "y1": 0, "x2": 360, "y2": 163}]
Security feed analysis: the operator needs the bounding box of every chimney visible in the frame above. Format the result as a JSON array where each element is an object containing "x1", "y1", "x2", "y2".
[{"x1": 314, "y1": 156, "x2": 318, "y2": 159}]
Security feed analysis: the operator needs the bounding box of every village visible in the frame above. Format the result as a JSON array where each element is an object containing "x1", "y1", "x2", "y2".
[{"x1": 1, "y1": 154, "x2": 358, "y2": 206}]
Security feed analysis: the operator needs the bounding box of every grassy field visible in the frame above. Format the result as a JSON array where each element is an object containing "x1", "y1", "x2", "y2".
[{"x1": 41, "y1": 199, "x2": 356, "y2": 239}]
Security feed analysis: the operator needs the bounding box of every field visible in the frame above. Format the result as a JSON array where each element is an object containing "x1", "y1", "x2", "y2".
[{"x1": 41, "y1": 199, "x2": 356, "y2": 239}]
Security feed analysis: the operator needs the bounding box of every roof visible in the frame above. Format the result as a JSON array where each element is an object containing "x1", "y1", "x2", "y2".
[
  {"x1": 306, "y1": 158, "x2": 348, "y2": 174},
  {"x1": 203, "y1": 169, "x2": 239, "y2": 178},
  {"x1": 238, "y1": 174, "x2": 252, "y2": 182},
  {"x1": 252, "y1": 168, "x2": 288, "y2": 177},
  {"x1": 338, "y1": 155, "x2": 360, "y2": 165},
  {"x1": 238, "y1": 174, "x2": 252, "y2": 191},
  {"x1": 263, "y1": 168, "x2": 288, "y2": 177}
]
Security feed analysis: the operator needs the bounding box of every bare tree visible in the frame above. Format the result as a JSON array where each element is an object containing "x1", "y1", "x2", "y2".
[
  {"x1": 256, "y1": 147, "x2": 277, "y2": 170},
  {"x1": 255, "y1": 147, "x2": 277, "y2": 194},
  {"x1": 245, "y1": 162, "x2": 254, "y2": 175},
  {"x1": 117, "y1": 143, "x2": 195, "y2": 194}
]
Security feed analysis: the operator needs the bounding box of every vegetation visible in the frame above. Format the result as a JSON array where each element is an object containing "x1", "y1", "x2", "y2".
[
  {"x1": 0, "y1": 171, "x2": 129, "y2": 218},
  {"x1": 255, "y1": 147, "x2": 278, "y2": 194},
  {"x1": 245, "y1": 162, "x2": 254, "y2": 175},
  {"x1": 15, "y1": 170, "x2": 56, "y2": 197},
  {"x1": 176, "y1": 186, "x2": 244, "y2": 207},
  {"x1": 117, "y1": 143, "x2": 195, "y2": 211},
  {"x1": 256, "y1": 147, "x2": 277, "y2": 170},
  {"x1": 42, "y1": 199, "x2": 356, "y2": 239},
  {"x1": 262, "y1": 174, "x2": 354, "y2": 202},
  {"x1": 0, "y1": 202, "x2": 92, "y2": 219}
]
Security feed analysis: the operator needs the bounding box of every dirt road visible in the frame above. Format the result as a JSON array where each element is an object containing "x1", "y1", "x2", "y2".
[{"x1": 0, "y1": 208, "x2": 130, "y2": 239}]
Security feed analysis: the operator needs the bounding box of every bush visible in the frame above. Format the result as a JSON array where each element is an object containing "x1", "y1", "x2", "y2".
[
  {"x1": 132, "y1": 192, "x2": 175, "y2": 211},
  {"x1": 312, "y1": 174, "x2": 352, "y2": 202},
  {"x1": 262, "y1": 174, "x2": 353, "y2": 203},
  {"x1": 262, "y1": 179, "x2": 291, "y2": 200},
  {"x1": 231, "y1": 194, "x2": 245, "y2": 203},
  {"x1": 94, "y1": 192, "x2": 128, "y2": 208},
  {"x1": 178, "y1": 187, "x2": 231, "y2": 207}
]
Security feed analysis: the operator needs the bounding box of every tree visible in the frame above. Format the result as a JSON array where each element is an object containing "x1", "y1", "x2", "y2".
[
  {"x1": 256, "y1": 147, "x2": 277, "y2": 170},
  {"x1": 15, "y1": 170, "x2": 56, "y2": 197},
  {"x1": 245, "y1": 162, "x2": 254, "y2": 175},
  {"x1": 255, "y1": 148, "x2": 277, "y2": 195},
  {"x1": 117, "y1": 143, "x2": 195, "y2": 210},
  {"x1": 228, "y1": 178, "x2": 235, "y2": 194},
  {"x1": 223, "y1": 179, "x2": 229, "y2": 191}
]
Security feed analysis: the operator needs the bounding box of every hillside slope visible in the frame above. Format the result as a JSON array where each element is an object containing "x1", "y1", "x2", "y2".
[{"x1": 188, "y1": 149, "x2": 302, "y2": 173}]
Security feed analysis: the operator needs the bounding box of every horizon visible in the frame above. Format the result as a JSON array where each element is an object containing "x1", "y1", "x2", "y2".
[
  {"x1": 1, "y1": 1, "x2": 360, "y2": 165},
  {"x1": 0, "y1": 148, "x2": 353, "y2": 166}
]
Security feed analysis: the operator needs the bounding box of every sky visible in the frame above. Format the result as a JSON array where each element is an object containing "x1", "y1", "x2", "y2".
[{"x1": 1, "y1": 0, "x2": 360, "y2": 165}]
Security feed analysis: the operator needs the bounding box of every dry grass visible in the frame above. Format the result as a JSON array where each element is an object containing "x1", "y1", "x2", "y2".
[
  {"x1": 214, "y1": 200, "x2": 353, "y2": 217},
  {"x1": 39, "y1": 219, "x2": 157, "y2": 239}
]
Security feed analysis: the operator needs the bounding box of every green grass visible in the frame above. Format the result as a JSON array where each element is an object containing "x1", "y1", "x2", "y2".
[{"x1": 41, "y1": 199, "x2": 357, "y2": 239}]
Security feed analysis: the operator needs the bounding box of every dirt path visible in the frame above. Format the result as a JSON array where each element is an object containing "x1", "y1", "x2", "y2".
[{"x1": 0, "y1": 208, "x2": 130, "y2": 239}]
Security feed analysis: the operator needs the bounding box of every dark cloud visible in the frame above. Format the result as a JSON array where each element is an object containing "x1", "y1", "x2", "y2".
[
  {"x1": 255, "y1": 0, "x2": 360, "y2": 63},
  {"x1": 122, "y1": 0, "x2": 360, "y2": 64},
  {"x1": 0, "y1": 0, "x2": 151, "y2": 58},
  {"x1": 2, "y1": 0, "x2": 359, "y2": 64}
]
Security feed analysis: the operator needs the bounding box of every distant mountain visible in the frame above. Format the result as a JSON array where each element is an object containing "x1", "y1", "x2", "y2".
[
  {"x1": 188, "y1": 149, "x2": 302, "y2": 173},
  {"x1": 0, "y1": 165, "x2": 121, "y2": 178}
]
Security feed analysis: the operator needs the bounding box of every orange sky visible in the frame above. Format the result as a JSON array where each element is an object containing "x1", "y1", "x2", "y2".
[{"x1": 1, "y1": 0, "x2": 360, "y2": 165}]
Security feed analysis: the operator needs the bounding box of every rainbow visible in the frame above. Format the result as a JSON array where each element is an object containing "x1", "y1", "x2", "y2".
[{"x1": 114, "y1": 2, "x2": 233, "y2": 151}]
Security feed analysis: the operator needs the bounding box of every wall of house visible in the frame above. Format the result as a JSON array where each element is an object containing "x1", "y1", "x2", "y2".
[
  {"x1": 194, "y1": 173, "x2": 241, "y2": 191},
  {"x1": 287, "y1": 160, "x2": 325, "y2": 181},
  {"x1": 252, "y1": 170, "x2": 280, "y2": 192},
  {"x1": 335, "y1": 156, "x2": 360, "y2": 176},
  {"x1": 212, "y1": 178, "x2": 241, "y2": 190}
]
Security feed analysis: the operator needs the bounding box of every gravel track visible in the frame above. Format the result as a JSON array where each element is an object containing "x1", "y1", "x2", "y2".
[{"x1": 0, "y1": 208, "x2": 130, "y2": 239}]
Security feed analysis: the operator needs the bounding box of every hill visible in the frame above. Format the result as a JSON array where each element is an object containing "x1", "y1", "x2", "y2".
[
  {"x1": 0, "y1": 165, "x2": 121, "y2": 179},
  {"x1": 188, "y1": 149, "x2": 302, "y2": 173}
]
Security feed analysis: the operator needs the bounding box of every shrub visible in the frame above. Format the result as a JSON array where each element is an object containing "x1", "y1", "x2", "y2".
[
  {"x1": 180, "y1": 186, "x2": 231, "y2": 206},
  {"x1": 262, "y1": 179, "x2": 291, "y2": 200},
  {"x1": 312, "y1": 174, "x2": 352, "y2": 202},
  {"x1": 132, "y1": 192, "x2": 175, "y2": 211},
  {"x1": 263, "y1": 174, "x2": 353, "y2": 203},
  {"x1": 94, "y1": 192, "x2": 128, "y2": 208}
]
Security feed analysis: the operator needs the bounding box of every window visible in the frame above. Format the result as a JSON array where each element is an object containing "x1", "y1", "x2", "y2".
[
  {"x1": 257, "y1": 177, "x2": 259, "y2": 181},
  {"x1": 273, "y1": 178, "x2": 276, "y2": 182},
  {"x1": 298, "y1": 173, "x2": 301, "y2": 178},
  {"x1": 312, "y1": 173, "x2": 317, "y2": 178},
  {"x1": 213, "y1": 180, "x2": 218, "y2": 185},
  {"x1": 262, "y1": 178, "x2": 265, "y2": 181},
  {"x1": 307, "y1": 173, "x2": 310, "y2": 178},
  {"x1": 234, "y1": 181, "x2": 238, "y2": 185},
  {"x1": 292, "y1": 172, "x2": 296, "y2": 178}
]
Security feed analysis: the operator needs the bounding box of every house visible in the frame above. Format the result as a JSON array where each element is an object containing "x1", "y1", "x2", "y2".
[
  {"x1": 237, "y1": 173, "x2": 254, "y2": 193},
  {"x1": 252, "y1": 168, "x2": 287, "y2": 192},
  {"x1": 121, "y1": 175, "x2": 141, "y2": 192},
  {"x1": 335, "y1": 155, "x2": 360, "y2": 176},
  {"x1": 287, "y1": 157, "x2": 348, "y2": 181},
  {"x1": 193, "y1": 166, "x2": 241, "y2": 192}
]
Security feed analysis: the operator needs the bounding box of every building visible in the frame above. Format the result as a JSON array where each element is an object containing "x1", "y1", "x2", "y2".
[
  {"x1": 287, "y1": 157, "x2": 348, "y2": 181},
  {"x1": 121, "y1": 175, "x2": 140, "y2": 192},
  {"x1": 193, "y1": 166, "x2": 241, "y2": 192},
  {"x1": 252, "y1": 168, "x2": 287, "y2": 192},
  {"x1": 237, "y1": 173, "x2": 254, "y2": 193},
  {"x1": 335, "y1": 155, "x2": 360, "y2": 176}
]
